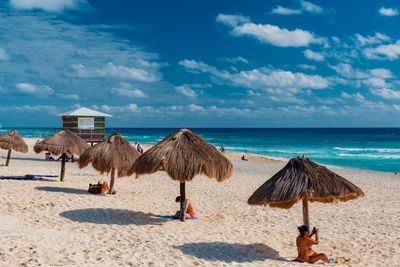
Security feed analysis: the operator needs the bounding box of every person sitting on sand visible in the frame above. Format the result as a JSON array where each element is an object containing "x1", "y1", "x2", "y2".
[
  {"x1": 175, "y1": 196, "x2": 197, "y2": 219},
  {"x1": 296, "y1": 225, "x2": 329, "y2": 264}
]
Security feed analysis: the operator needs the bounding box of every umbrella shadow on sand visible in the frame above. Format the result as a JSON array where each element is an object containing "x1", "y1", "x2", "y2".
[
  {"x1": 60, "y1": 208, "x2": 165, "y2": 226},
  {"x1": 174, "y1": 242, "x2": 280, "y2": 263},
  {"x1": 36, "y1": 186, "x2": 88, "y2": 195}
]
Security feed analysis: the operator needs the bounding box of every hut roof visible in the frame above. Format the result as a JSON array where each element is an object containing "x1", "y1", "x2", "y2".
[
  {"x1": 0, "y1": 130, "x2": 28, "y2": 153},
  {"x1": 129, "y1": 128, "x2": 233, "y2": 182},
  {"x1": 33, "y1": 130, "x2": 89, "y2": 156},
  {"x1": 78, "y1": 132, "x2": 140, "y2": 177},
  {"x1": 59, "y1": 107, "x2": 111, "y2": 117},
  {"x1": 248, "y1": 157, "x2": 364, "y2": 209}
]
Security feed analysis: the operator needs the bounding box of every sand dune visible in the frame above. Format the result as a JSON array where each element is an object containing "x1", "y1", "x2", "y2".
[{"x1": 0, "y1": 138, "x2": 398, "y2": 266}]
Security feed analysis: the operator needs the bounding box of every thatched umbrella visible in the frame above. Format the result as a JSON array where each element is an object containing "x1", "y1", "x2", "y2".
[
  {"x1": 78, "y1": 132, "x2": 140, "y2": 194},
  {"x1": 0, "y1": 130, "x2": 28, "y2": 166},
  {"x1": 129, "y1": 128, "x2": 233, "y2": 221},
  {"x1": 248, "y1": 157, "x2": 364, "y2": 227},
  {"x1": 34, "y1": 130, "x2": 89, "y2": 181}
]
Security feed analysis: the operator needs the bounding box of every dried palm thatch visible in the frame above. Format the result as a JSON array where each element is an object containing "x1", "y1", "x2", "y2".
[
  {"x1": 129, "y1": 128, "x2": 233, "y2": 221},
  {"x1": 129, "y1": 129, "x2": 232, "y2": 181},
  {"x1": 34, "y1": 130, "x2": 89, "y2": 181},
  {"x1": 34, "y1": 130, "x2": 89, "y2": 156},
  {"x1": 0, "y1": 130, "x2": 28, "y2": 166},
  {"x1": 248, "y1": 157, "x2": 364, "y2": 227},
  {"x1": 78, "y1": 132, "x2": 140, "y2": 193}
]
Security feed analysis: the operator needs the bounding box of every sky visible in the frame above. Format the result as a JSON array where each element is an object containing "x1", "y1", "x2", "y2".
[{"x1": 0, "y1": 0, "x2": 400, "y2": 127}]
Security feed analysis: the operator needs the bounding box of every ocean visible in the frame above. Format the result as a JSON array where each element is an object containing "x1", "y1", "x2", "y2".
[{"x1": 1, "y1": 127, "x2": 399, "y2": 173}]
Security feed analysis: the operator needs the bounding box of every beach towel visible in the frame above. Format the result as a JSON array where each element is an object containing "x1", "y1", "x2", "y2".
[
  {"x1": 0, "y1": 174, "x2": 58, "y2": 181},
  {"x1": 158, "y1": 215, "x2": 199, "y2": 221}
]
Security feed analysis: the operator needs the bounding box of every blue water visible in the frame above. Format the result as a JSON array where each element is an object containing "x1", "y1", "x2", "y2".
[{"x1": 1, "y1": 128, "x2": 399, "y2": 173}]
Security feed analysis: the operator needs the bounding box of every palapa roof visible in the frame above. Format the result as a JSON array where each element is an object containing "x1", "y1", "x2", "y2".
[
  {"x1": 248, "y1": 157, "x2": 364, "y2": 209},
  {"x1": 129, "y1": 128, "x2": 233, "y2": 182},
  {"x1": 34, "y1": 130, "x2": 89, "y2": 156},
  {"x1": 78, "y1": 132, "x2": 140, "y2": 177},
  {"x1": 0, "y1": 130, "x2": 28, "y2": 153},
  {"x1": 59, "y1": 107, "x2": 111, "y2": 117}
]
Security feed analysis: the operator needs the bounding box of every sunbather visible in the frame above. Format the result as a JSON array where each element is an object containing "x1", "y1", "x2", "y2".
[
  {"x1": 175, "y1": 196, "x2": 197, "y2": 219},
  {"x1": 296, "y1": 225, "x2": 329, "y2": 263}
]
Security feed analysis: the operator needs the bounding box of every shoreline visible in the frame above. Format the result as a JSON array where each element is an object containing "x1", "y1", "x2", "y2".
[{"x1": 17, "y1": 137, "x2": 399, "y2": 175}]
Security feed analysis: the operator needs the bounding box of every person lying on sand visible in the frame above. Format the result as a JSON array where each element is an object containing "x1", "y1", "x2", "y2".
[
  {"x1": 296, "y1": 225, "x2": 329, "y2": 264},
  {"x1": 175, "y1": 196, "x2": 197, "y2": 219}
]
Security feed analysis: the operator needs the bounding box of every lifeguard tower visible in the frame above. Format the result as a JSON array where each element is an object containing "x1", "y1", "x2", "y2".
[{"x1": 59, "y1": 107, "x2": 111, "y2": 144}]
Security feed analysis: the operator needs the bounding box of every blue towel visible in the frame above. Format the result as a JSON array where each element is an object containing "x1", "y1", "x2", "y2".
[
  {"x1": 26, "y1": 174, "x2": 58, "y2": 178},
  {"x1": 158, "y1": 215, "x2": 199, "y2": 221}
]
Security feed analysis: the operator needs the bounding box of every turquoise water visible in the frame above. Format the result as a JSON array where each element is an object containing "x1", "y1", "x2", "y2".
[{"x1": 1, "y1": 128, "x2": 399, "y2": 173}]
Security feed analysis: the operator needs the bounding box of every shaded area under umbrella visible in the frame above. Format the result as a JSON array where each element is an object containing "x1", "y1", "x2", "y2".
[
  {"x1": 78, "y1": 132, "x2": 140, "y2": 193},
  {"x1": 248, "y1": 157, "x2": 364, "y2": 227},
  {"x1": 0, "y1": 130, "x2": 28, "y2": 166},
  {"x1": 34, "y1": 130, "x2": 89, "y2": 181},
  {"x1": 129, "y1": 128, "x2": 233, "y2": 221}
]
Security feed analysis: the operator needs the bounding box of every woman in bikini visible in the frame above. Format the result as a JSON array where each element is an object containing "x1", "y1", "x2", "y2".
[
  {"x1": 175, "y1": 196, "x2": 197, "y2": 219},
  {"x1": 296, "y1": 225, "x2": 329, "y2": 264}
]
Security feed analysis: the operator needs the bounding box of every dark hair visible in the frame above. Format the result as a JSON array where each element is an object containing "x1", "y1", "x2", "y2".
[
  {"x1": 175, "y1": 196, "x2": 181, "y2": 202},
  {"x1": 298, "y1": 225, "x2": 309, "y2": 236}
]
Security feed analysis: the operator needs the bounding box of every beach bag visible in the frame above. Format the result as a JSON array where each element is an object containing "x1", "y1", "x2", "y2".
[{"x1": 88, "y1": 183, "x2": 102, "y2": 194}]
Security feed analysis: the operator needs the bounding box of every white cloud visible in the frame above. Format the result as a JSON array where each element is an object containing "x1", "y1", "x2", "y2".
[
  {"x1": 340, "y1": 92, "x2": 366, "y2": 103},
  {"x1": 9, "y1": 0, "x2": 89, "y2": 12},
  {"x1": 331, "y1": 64, "x2": 394, "y2": 90},
  {"x1": 179, "y1": 59, "x2": 329, "y2": 90},
  {"x1": 369, "y1": 68, "x2": 392, "y2": 79},
  {"x1": 10, "y1": 105, "x2": 59, "y2": 114},
  {"x1": 271, "y1": 1, "x2": 325, "y2": 15},
  {"x1": 16, "y1": 82, "x2": 54, "y2": 96},
  {"x1": 303, "y1": 49, "x2": 324, "y2": 61},
  {"x1": 378, "y1": 7, "x2": 399, "y2": 16},
  {"x1": 355, "y1": 33, "x2": 390, "y2": 46},
  {"x1": 57, "y1": 93, "x2": 80, "y2": 100},
  {"x1": 223, "y1": 56, "x2": 249, "y2": 64},
  {"x1": 233, "y1": 69, "x2": 328, "y2": 90},
  {"x1": 0, "y1": 48, "x2": 8, "y2": 60},
  {"x1": 0, "y1": 10, "x2": 165, "y2": 109},
  {"x1": 298, "y1": 64, "x2": 316, "y2": 70},
  {"x1": 271, "y1": 6, "x2": 302, "y2": 15},
  {"x1": 231, "y1": 23, "x2": 322, "y2": 47},
  {"x1": 300, "y1": 1, "x2": 324, "y2": 14},
  {"x1": 330, "y1": 63, "x2": 367, "y2": 79},
  {"x1": 216, "y1": 14, "x2": 250, "y2": 27},
  {"x1": 175, "y1": 85, "x2": 197, "y2": 97},
  {"x1": 216, "y1": 13, "x2": 324, "y2": 48},
  {"x1": 110, "y1": 82, "x2": 147, "y2": 98},
  {"x1": 363, "y1": 77, "x2": 387, "y2": 88},
  {"x1": 372, "y1": 88, "x2": 400, "y2": 99},
  {"x1": 363, "y1": 40, "x2": 400, "y2": 60},
  {"x1": 69, "y1": 62, "x2": 159, "y2": 82}
]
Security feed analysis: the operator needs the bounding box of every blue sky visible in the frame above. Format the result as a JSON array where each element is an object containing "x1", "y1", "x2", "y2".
[{"x1": 0, "y1": 0, "x2": 400, "y2": 127}]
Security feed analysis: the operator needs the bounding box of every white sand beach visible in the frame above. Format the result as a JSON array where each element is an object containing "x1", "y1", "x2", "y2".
[{"x1": 0, "y1": 138, "x2": 398, "y2": 266}]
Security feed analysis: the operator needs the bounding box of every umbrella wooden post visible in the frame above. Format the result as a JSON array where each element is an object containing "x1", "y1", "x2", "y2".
[
  {"x1": 180, "y1": 182, "x2": 186, "y2": 222},
  {"x1": 60, "y1": 153, "x2": 66, "y2": 182},
  {"x1": 302, "y1": 195, "x2": 310, "y2": 228},
  {"x1": 109, "y1": 167, "x2": 115, "y2": 194},
  {"x1": 5, "y1": 149, "x2": 11, "y2": 166}
]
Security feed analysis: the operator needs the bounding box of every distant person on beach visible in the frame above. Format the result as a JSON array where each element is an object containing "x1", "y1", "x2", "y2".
[
  {"x1": 137, "y1": 144, "x2": 144, "y2": 155},
  {"x1": 242, "y1": 150, "x2": 249, "y2": 161},
  {"x1": 175, "y1": 196, "x2": 197, "y2": 219},
  {"x1": 220, "y1": 144, "x2": 225, "y2": 153},
  {"x1": 296, "y1": 225, "x2": 329, "y2": 263}
]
